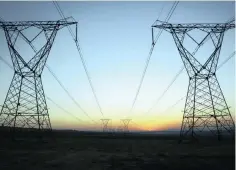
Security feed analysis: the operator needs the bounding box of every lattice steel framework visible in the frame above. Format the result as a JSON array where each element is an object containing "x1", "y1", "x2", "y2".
[
  {"x1": 152, "y1": 20, "x2": 235, "y2": 141},
  {"x1": 101, "y1": 119, "x2": 111, "y2": 132},
  {"x1": 121, "y1": 119, "x2": 131, "y2": 132},
  {"x1": 0, "y1": 19, "x2": 77, "y2": 130}
]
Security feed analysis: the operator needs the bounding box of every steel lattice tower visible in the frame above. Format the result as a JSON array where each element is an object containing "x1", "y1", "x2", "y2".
[
  {"x1": 121, "y1": 119, "x2": 131, "y2": 132},
  {"x1": 101, "y1": 119, "x2": 111, "y2": 132},
  {"x1": 152, "y1": 20, "x2": 235, "y2": 141},
  {"x1": 0, "y1": 19, "x2": 77, "y2": 130}
]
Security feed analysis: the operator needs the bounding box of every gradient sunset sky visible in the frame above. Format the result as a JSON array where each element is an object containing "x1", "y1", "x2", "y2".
[{"x1": 0, "y1": 1, "x2": 235, "y2": 131}]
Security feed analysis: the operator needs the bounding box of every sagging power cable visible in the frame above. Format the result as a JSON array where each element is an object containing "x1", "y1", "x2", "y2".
[
  {"x1": 130, "y1": 1, "x2": 179, "y2": 113},
  {"x1": 145, "y1": 16, "x2": 235, "y2": 115},
  {"x1": 0, "y1": 55, "x2": 95, "y2": 124},
  {"x1": 53, "y1": 1, "x2": 104, "y2": 117}
]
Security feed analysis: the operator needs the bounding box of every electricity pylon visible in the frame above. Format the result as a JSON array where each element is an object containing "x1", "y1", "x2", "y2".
[
  {"x1": 101, "y1": 119, "x2": 111, "y2": 132},
  {"x1": 0, "y1": 18, "x2": 77, "y2": 131},
  {"x1": 152, "y1": 20, "x2": 235, "y2": 142},
  {"x1": 121, "y1": 119, "x2": 131, "y2": 132}
]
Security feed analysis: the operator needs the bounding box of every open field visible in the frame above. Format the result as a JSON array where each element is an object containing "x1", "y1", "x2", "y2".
[{"x1": 0, "y1": 130, "x2": 235, "y2": 170}]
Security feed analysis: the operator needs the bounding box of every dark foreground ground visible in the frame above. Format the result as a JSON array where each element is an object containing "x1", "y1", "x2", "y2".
[{"x1": 0, "y1": 130, "x2": 235, "y2": 170}]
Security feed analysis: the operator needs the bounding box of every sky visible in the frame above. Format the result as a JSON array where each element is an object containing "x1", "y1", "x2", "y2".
[{"x1": 0, "y1": 1, "x2": 235, "y2": 131}]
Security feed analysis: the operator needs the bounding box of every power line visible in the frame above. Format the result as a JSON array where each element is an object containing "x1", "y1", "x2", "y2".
[
  {"x1": 217, "y1": 51, "x2": 235, "y2": 70},
  {"x1": 52, "y1": 1, "x2": 104, "y2": 117},
  {"x1": 131, "y1": 121, "x2": 144, "y2": 131},
  {"x1": 45, "y1": 65, "x2": 98, "y2": 124},
  {"x1": 0, "y1": 19, "x2": 92, "y2": 119},
  {"x1": 46, "y1": 96, "x2": 91, "y2": 124},
  {"x1": 0, "y1": 55, "x2": 13, "y2": 70},
  {"x1": 226, "y1": 16, "x2": 235, "y2": 23},
  {"x1": 0, "y1": 56, "x2": 96, "y2": 125},
  {"x1": 53, "y1": 2, "x2": 76, "y2": 39},
  {"x1": 130, "y1": 1, "x2": 179, "y2": 113},
  {"x1": 0, "y1": 15, "x2": 99, "y2": 125},
  {"x1": 152, "y1": 2, "x2": 179, "y2": 46},
  {"x1": 155, "y1": 3, "x2": 166, "y2": 21},
  {"x1": 146, "y1": 66, "x2": 184, "y2": 114},
  {"x1": 1, "y1": 45, "x2": 234, "y2": 131},
  {"x1": 45, "y1": 66, "x2": 97, "y2": 124},
  {"x1": 160, "y1": 95, "x2": 186, "y2": 115}
]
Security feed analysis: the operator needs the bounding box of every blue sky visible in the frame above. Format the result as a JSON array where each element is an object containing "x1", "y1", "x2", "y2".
[{"x1": 0, "y1": 1, "x2": 235, "y2": 131}]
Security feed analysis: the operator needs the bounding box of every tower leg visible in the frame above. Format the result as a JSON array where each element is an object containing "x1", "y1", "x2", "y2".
[
  {"x1": 0, "y1": 73, "x2": 51, "y2": 130},
  {"x1": 169, "y1": 29, "x2": 235, "y2": 142},
  {"x1": 180, "y1": 75, "x2": 235, "y2": 141}
]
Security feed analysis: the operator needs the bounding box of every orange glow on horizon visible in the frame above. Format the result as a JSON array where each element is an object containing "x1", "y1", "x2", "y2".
[
  {"x1": 51, "y1": 109, "x2": 184, "y2": 131},
  {"x1": 52, "y1": 117, "x2": 181, "y2": 131}
]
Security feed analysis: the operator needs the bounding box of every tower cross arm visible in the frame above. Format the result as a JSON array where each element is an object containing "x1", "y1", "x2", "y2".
[
  {"x1": 152, "y1": 22, "x2": 235, "y2": 32},
  {"x1": 0, "y1": 20, "x2": 77, "y2": 30}
]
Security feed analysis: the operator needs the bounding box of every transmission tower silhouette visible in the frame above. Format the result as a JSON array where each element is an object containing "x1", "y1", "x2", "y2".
[
  {"x1": 152, "y1": 20, "x2": 235, "y2": 141},
  {"x1": 100, "y1": 119, "x2": 111, "y2": 132},
  {"x1": 0, "y1": 19, "x2": 77, "y2": 131},
  {"x1": 121, "y1": 119, "x2": 131, "y2": 132}
]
